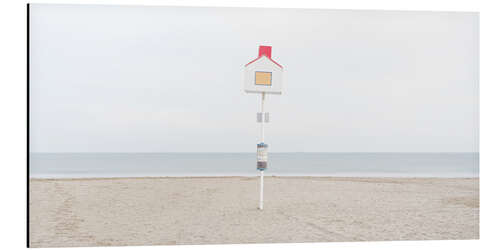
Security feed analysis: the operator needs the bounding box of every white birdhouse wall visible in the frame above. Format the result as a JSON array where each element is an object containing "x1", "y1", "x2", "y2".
[{"x1": 243, "y1": 56, "x2": 284, "y2": 95}]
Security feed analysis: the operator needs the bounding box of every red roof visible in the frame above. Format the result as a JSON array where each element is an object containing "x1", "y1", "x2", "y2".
[{"x1": 245, "y1": 45, "x2": 283, "y2": 69}]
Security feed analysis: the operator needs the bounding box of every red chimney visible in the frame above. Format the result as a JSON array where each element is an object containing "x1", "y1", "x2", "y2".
[{"x1": 258, "y1": 46, "x2": 272, "y2": 58}]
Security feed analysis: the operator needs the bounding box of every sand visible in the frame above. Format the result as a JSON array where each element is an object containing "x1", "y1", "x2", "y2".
[{"x1": 29, "y1": 177, "x2": 479, "y2": 247}]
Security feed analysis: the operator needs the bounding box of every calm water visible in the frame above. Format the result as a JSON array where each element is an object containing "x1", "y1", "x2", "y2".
[{"x1": 29, "y1": 153, "x2": 479, "y2": 178}]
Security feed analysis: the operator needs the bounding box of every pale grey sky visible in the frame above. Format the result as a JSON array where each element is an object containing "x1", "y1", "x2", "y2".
[{"x1": 29, "y1": 4, "x2": 479, "y2": 153}]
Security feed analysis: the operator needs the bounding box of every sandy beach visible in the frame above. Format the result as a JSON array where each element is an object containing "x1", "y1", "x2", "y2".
[{"x1": 29, "y1": 177, "x2": 479, "y2": 247}]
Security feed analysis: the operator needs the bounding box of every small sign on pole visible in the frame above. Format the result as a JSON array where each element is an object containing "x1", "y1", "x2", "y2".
[{"x1": 244, "y1": 45, "x2": 284, "y2": 210}]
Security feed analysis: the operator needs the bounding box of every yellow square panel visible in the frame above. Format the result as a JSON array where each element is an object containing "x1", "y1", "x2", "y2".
[{"x1": 255, "y1": 72, "x2": 272, "y2": 86}]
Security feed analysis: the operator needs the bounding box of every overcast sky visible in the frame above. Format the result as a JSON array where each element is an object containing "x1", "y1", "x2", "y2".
[{"x1": 29, "y1": 4, "x2": 478, "y2": 153}]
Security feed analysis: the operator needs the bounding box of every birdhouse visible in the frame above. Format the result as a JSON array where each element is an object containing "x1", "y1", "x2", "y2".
[{"x1": 244, "y1": 46, "x2": 284, "y2": 95}]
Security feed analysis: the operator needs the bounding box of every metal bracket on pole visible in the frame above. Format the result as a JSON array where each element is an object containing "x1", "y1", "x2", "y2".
[{"x1": 257, "y1": 112, "x2": 269, "y2": 123}]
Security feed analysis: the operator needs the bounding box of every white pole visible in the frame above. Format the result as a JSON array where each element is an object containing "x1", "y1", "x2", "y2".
[
  {"x1": 259, "y1": 92, "x2": 265, "y2": 210},
  {"x1": 260, "y1": 170, "x2": 264, "y2": 210},
  {"x1": 260, "y1": 92, "x2": 265, "y2": 142}
]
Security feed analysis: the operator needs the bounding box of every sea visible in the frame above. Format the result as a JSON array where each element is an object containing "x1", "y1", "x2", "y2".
[{"x1": 29, "y1": 152, "x2": 479, "y2": 179}]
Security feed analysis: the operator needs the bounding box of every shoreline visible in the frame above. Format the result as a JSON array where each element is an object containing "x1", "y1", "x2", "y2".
[{"x1": 29, "y1": 176, "x2": 480, "y2": 181}]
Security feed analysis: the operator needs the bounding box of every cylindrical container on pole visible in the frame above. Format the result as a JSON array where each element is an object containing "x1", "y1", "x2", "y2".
[{"x1": 257, "y1": 143, "x2": 268, "y2": 170}]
